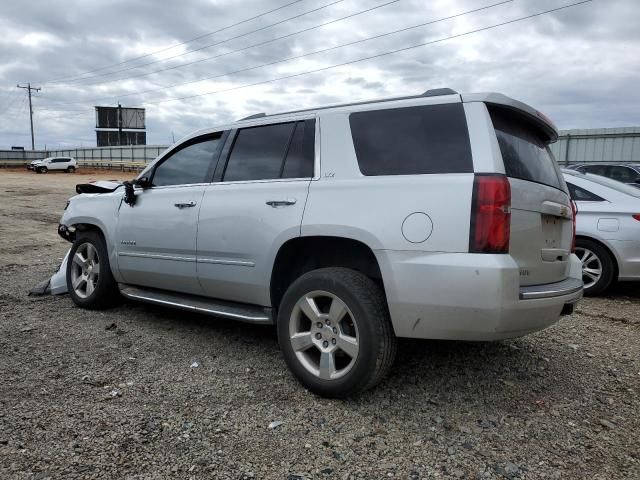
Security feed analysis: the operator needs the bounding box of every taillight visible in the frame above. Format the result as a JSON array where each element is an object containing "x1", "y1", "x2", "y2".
[
  {"x1": 571, "y1": 200, "x2": 578, "y2": 252},
  {"x1": 469, "y1": 174, "x2": 511, "y2": 254},
  {"x1": 633, "y1": 214, "x2": 640, "y2": 222}
]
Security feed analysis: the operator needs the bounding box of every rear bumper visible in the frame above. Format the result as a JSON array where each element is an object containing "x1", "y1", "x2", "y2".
[
  {"x1": 519, "y1": 277, "x2": 583, "y2": 300},
  {"x1": 375, "y1": 250, "x2": 583, "y2": 341}
]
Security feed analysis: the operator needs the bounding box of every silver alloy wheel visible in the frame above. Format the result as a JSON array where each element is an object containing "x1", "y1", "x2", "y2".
[
  {"x1": 575, "y1": 246, "x2": 603, "y2": 289},
  {"x1": 289, "y1": 290, "x2": 359, "y2": 381},
  {"x1": 70, "y1": 242, "x2": 101, "y2": 299}
]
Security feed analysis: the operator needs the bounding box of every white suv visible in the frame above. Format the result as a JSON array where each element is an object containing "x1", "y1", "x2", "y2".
[
  {"x1": 57, "y1": 89, "x2": 583, "y2": 397},
  {"x1": 31, "y1": 156, "x2": 77, "y2": 173}
]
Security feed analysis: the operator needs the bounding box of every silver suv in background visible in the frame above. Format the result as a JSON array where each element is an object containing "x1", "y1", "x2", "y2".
[
  {"x1": 566, "y1": 163, "x2": 640, "y2": 188},
  {"x1": 57, "y1": 89, "x2": 583, "y2": 397},
  {"x1": 30, "y1": 156, "x2": 77, "y2": 173}
]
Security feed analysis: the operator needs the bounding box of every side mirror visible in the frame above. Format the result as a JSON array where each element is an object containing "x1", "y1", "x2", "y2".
[{"x1": 135, "y1": 176, "x2": 151, "y2": 189}]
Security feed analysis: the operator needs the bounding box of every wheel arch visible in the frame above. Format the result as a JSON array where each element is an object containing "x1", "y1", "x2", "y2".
[{"x1": 270, "y1": 235, "x2": 385, "y2": 311}]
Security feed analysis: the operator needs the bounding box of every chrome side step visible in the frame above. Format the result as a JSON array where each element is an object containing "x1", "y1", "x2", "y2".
[{"x1": 119, "y1": 284, "x2": 273, "y2": 324}]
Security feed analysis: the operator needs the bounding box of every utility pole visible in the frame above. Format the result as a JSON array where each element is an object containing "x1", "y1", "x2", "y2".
[{"x1": 17, "y1": 83, "x2": 41, "y2": 150}]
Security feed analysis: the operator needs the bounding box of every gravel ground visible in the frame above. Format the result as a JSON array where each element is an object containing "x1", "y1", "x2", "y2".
[{"x1": 0, "y1": 170, "x2": 639, "y2": 479}]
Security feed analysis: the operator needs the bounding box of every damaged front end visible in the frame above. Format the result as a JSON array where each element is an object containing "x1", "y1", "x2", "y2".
[{"x1": 32, "y1": 179, "x2": 127, "y2": 297}]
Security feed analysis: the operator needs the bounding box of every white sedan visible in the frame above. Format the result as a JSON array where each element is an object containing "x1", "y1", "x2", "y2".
[{"x1": 563, "y1": 169, "x2": 640, "y2": 295}]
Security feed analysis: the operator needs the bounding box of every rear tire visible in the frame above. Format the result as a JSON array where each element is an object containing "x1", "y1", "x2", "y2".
[
  {"x1": 66, "y1": 166, "x2": 76, "y2": 173},
  {"x1": 67, "y1": 231, "x2": 121, "y2": 309},
  {"x1": 575, "y1": 238, "x2": 615, "y2": 296},
  {"x1": 277, "y1": 267, "x2": 396, "y2": 398}
]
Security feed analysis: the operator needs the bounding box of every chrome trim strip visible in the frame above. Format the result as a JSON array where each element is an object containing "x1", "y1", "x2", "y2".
[
  {"x1": 197, "y1": 258, "x2": 255, "y2": 267},
  {"x1": 120, "y1": 290, "x2": 270, "y2": 322},
  {"x1": 519, "y1": 278, "x2": 583, "y2": 300},
  {"x1": 118, "y1": 252, "x2": 196, "y2": 262}
]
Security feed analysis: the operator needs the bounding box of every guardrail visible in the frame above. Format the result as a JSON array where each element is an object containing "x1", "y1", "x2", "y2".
[
  {"x1": 0, "y1": 159, "x2": 148, "y2": 171},
  {"x1": 0, "y1": 145, "x2": 168, "y2": 171}
]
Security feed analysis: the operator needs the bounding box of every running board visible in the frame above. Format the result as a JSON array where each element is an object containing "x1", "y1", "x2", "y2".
[{"x1": 118, "y1": 284, "x2": 273, "y2": 324}]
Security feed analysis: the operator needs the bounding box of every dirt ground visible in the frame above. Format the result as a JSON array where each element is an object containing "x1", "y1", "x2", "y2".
[{"x1": 0, "y1": 170, "x2": 638, "y2": 479}]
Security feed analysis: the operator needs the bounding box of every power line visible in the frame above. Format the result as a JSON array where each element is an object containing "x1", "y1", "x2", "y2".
[
  {"x1": 40, "y1": 0, "x2": 403, "y2": 107},
  {"x1": 38, "y1": 0, "x2": 307, "y2": 84},
  {"x1": 35, "y1": 0, "x2": 594, "y2": 117},
  {"x1": 1, "y1": 89, "x2": 24, "y2": 112},
  {"x1": 40, "y1": 0, "x2": 509, "y2": 108},
  {"x1": 45, "y1": 0, "x2": 399, "y2": 93},
  {"x1": 48, "y1": 0, "x2": 346, "y2": 86},
  {"x1": 141, "y1": 0, "x2": 593, "y2": 107}
]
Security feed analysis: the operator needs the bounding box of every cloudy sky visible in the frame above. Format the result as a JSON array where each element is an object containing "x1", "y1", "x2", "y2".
[{"x1": 0, "y1": 0, "x2": 637, "y2": 149}]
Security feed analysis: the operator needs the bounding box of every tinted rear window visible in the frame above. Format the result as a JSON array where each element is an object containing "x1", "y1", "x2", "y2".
[
  {"x1": 349, "y1": 103, "x2": 473, "y2": 176},
  {"x1": 489, "y1": 106, "x2": 562, "y2": 189}
]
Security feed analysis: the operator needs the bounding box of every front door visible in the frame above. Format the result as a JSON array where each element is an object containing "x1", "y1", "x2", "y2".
[
  {"x1": 197, "y1": 119, "x2": 316, "y2": 306},
  {"x1": 115, "y1": 133, "x2": 225, "y2": 294}
]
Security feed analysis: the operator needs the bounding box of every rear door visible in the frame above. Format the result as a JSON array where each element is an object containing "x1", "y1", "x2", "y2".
[
  {"x1": 196, "y1": 119, "x2": 315, "y2": 306},
  {"x1": 488, "y1": 106, "x2": 573, "y2": 286}
]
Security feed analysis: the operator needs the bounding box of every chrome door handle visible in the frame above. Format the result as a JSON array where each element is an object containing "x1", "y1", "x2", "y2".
[
  {"x1": 266, "y1": 199, "x2": 296, "y2": 207},
  {"x1": 174, "y1": 201, "x2": 197, "y2": 209}
]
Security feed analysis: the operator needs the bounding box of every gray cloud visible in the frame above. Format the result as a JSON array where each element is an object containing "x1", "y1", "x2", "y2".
[{"x1": 0, "y1": 0, "x2": 638, "y2": 149}]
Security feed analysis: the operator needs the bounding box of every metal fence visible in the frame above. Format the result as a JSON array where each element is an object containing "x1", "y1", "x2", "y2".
[
  {"x1": 0, "y1": 145, "x2": 168, "y2": 170},
  {"x1": 550, "y1": 127, "x2": 640, "y2": 165}
]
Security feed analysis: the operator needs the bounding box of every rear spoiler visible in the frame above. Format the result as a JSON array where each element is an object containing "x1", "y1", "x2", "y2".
[{"x1": 462, "y1": 92, "x2": 559, "y2": 143}]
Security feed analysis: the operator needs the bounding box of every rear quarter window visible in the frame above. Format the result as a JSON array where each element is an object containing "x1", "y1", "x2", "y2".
[
  {"x1": 349, "y1": 103, "x2": 473, "y2": 176},
  {"x1": 489, "y1": 106, "x2": 562, "y2": 190},
  {"x1": 566, "y1": 182, "x2": 604, "y2": 201}
]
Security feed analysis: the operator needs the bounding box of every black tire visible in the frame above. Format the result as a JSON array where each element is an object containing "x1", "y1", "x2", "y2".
[
  {"x1": 40, "y1": 166, "x2": 48, "y2": 173},
  {"x1": 66, "y1": 166, "x2": 76, "y2": 173},
  {"x1": 66, "y1": 231, "x2": 121, "y2": 309},
  {"x1": 575, "y1": 238, "x2": 615, "y2": 296},
  {"x1": 277, "y1": 267, "x2": 397, "y2": 398}
]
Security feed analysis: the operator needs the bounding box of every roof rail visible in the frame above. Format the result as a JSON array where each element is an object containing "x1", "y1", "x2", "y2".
[
  {"x1": 422, "y1": 88, "x2": 458, "y2": 97},
  {"x1": 241, "y1": 90, "x2": 459, "y2": 120},
  {"x1": 239, "y1": 113, "x2": 266, "y2": 121}
]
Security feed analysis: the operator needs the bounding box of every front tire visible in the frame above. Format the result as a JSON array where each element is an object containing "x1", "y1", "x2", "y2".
[
  {"x1": 575, "y1": 238, "x2": 615, "y2": 296},
  {"x1": 37, "y1": 167, "x2": 47, "y2": 173},
  {"x1": 277, "y1": 267, "x2": 396, "y2": 398},
  {"x1": 67, "y1": 231, "x2": 120, "y2": 309}
]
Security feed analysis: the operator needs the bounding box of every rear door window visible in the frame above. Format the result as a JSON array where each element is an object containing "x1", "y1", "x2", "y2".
[
  {"x1": 349, "y1": 103, "x2": 473, "y2": 176},
  {"x1": 582, "y1": 164, "x2": 609, "y2": 176},
  {"x1": 489, "y1": 106, "x2": 562, "y2": 190},
  {"x1": 223, "y1": 120, "x2": 315, "y2": 182},
  {"x1": 608, "y1": 166, "x2": 639, "y2": 183}
]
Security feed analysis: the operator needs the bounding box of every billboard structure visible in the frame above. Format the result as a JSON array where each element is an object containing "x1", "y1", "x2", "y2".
[{"x1": 95, "y1": 105, "x2": 146, "y2": 147}]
